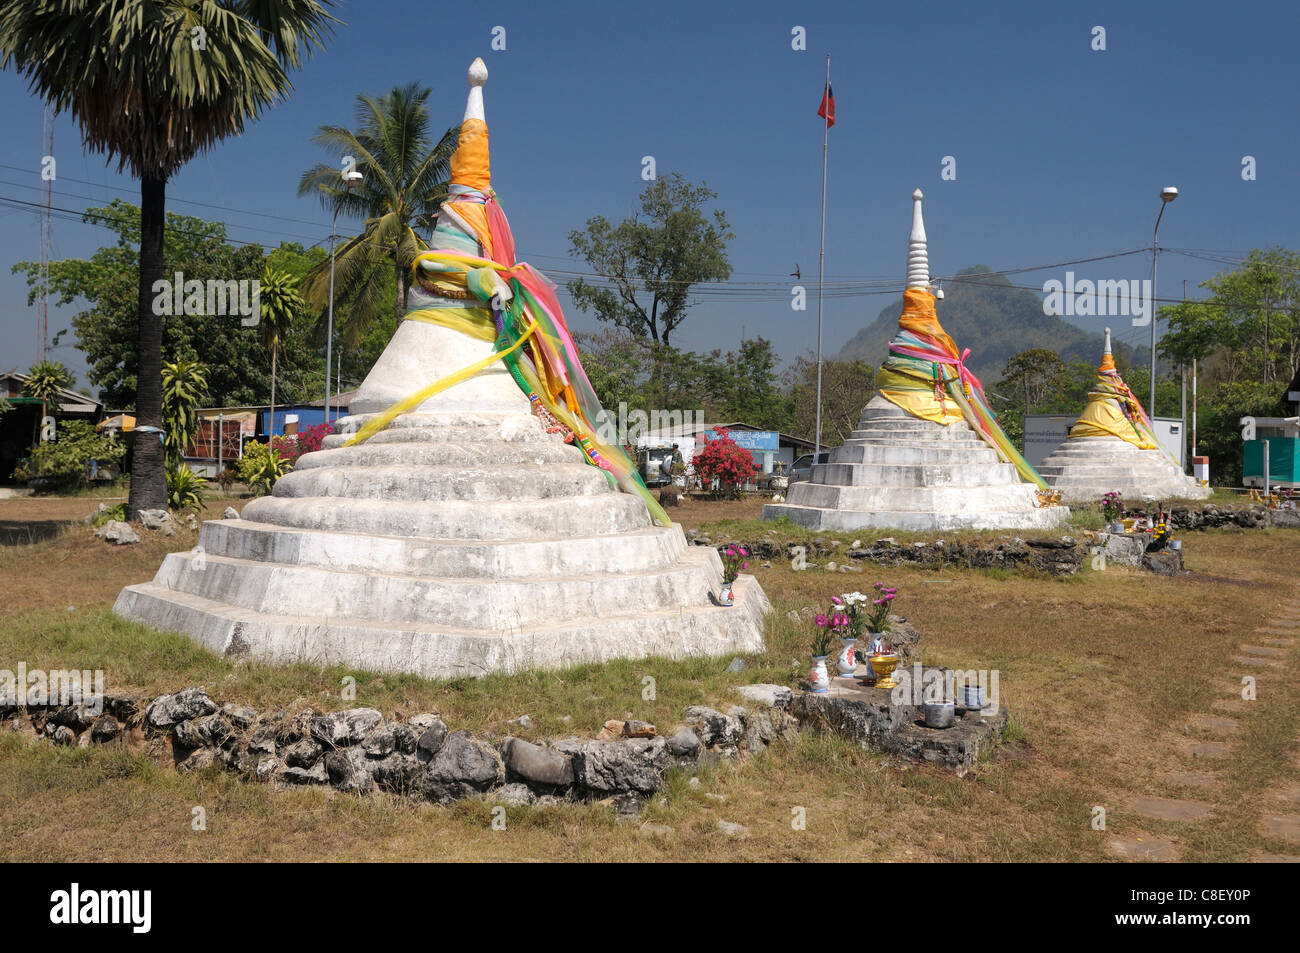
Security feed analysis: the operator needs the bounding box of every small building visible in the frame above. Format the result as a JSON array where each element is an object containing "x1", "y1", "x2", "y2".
[
  {"x1": 635, "y1": 420, "x2": 814, "y2": 479},
  {"x1": 0, "y1": 371, "x2": 103, "y2": 482}
]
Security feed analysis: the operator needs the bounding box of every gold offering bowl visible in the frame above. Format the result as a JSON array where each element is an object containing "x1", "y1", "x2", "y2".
[{"x1": 869, "y1": 653, "x2": 901, "y2": 690}]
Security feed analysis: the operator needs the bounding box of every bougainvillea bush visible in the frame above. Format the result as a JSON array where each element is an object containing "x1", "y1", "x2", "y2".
[
  {"x1": 691, "y1": 428, "x2": 757, "y2": 498},
  {"x1": 270, "y1": 422, "x2": 335, "y2": 466}
]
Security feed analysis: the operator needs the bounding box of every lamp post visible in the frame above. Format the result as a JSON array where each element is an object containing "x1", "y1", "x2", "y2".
[
  {"x1": 325, "y1": 169, "x2": 363, "y2": 424},
  {"x1": 1150, "y1": 186, "x2": 1178, "y2": 420}
]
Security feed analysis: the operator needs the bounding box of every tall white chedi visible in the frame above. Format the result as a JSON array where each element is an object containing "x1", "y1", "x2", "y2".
[
  {"x1": 115, "y1": 60, "x2": 769, "y2": 678},
  {"x1": 763, "y1": 189, "x2": 1069, "y2": 531},
  {"x1": 1036, "y1": 327, "x2": 1210, "y2": 502}
]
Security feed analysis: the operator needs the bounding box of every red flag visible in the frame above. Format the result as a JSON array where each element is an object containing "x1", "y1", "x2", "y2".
[{"x1": 817, "y1": 83, "x2": 835, "y2": 128}]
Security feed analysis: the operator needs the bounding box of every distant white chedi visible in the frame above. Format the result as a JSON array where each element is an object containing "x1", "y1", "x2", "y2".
[
  {"x1": 114, "y1": 59, "x2": 769, "y2": 679},
  {"x1": 1036, "y1": 328, "x2": 1210, "y2": 503},
  {"x1": 762, "y1": 190, "x2": 1070, "y2": 531}
]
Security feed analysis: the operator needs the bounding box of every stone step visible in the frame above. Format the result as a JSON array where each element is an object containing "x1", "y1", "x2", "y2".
[
  {"x1": 760, "y1": 501, "x2": 1068, "y2": 532},
  {"x1": 828, "y1": 443, "x2": 1001, "y2": 466},
  {"x1": 272, "y1": 463, "x2": 612, "y2": 503},
  {"x1": 298, "y1": 439, "x2": 581, "y2": 470},
  {"x1": 241, "y1": 492, "x2": 655, "y2": 541},
  {"x1": 810, "y1": 460, "x2": 1020, "y2": 488},
  {"x1": 785, "y1": 481, "x2": 1042, "y2": 512},
  {"x1": 320, "y1": 411, "x2": 548, "y2": 450},
  {"x1": 152, "y1": 546, "x2": 720, "y2": 629},
  {"x1": 200, "y1": 519, "x2": 686, "y2": 578},
  {"x1": 112, "y1": 572, "x2": 770, "y2": 680},
  {"x1": 846, "y1": 430, "x2": 990, "y2": 448}
]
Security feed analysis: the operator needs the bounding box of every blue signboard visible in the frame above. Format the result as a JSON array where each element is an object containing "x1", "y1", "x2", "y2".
[{"x1": 704, "y1": 429, "x2": 779, "y2": 452}]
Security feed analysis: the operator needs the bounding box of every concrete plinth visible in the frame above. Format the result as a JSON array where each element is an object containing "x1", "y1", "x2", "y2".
[
  {"x1": 114, "y1": 320, "x2": 769, "y2": 678},
  {"x1": 1038, "y1": 436, "x2": 1211, "y2": 503},
  {"x1": 763, "y1": 396, "x2": 1069, "y2": 531}
]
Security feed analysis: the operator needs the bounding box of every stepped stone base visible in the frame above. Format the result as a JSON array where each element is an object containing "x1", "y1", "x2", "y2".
[
  {"x1": 115, "y1": 322, "x2": 769, "y2": 679},
  {"x1": 1038, "y1": 436, "x2": 1211, "y2": 503},
  {"x1": 763, "y1": 396, "x2": 1068, "y2": 531}
]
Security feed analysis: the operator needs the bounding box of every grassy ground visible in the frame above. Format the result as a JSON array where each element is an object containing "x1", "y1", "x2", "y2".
[{"x1": 0, "y1": 493, "x2": 1296, "y2": 861}]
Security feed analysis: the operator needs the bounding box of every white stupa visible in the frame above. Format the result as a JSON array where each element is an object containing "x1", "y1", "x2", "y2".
[
  {"x1": 115, "y1": 60, "x2": 769, "y2": 678},
  {"x1": 763, "y1": 190, "x2": 1069, "y2": 531},
  {"x1": 1037, "y1": 327, "x2": 1209, "y2": 503}
]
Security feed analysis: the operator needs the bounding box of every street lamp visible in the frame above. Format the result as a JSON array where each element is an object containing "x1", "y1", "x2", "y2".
[
  {"x1": 1150, "y1": 186, "x2": 1178, "y2": 420},
  {"x1": 325, "y1": 169, "x2": 364, "y2": 424}
]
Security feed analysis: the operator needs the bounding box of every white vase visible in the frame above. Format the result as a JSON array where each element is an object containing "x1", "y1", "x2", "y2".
[
  {"x1": 718, "y1": 582, "x2": 734, "y2": 606},
  {"x1": 836, "y1": 637, "x2": 857, "y2": 677},
  {"x1": 809, "y1": 655, "x2": 831, "y2": 693}
]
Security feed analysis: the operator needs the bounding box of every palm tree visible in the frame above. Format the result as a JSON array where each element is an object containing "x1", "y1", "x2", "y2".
[
  {"x1": 1, "y1": 0, "x2": 336, "y2": 520},
  {"x1": 258, "y1": 267, "x2": 304, "y2": 435},
  {"x1": 298, "y1": 83, "x2": 457, "y2": 347},
  {"x1": 23, "y1": 359, "x2": 74, "y2": 443},
  {"x1": 161, "y1": 359, "x2": 208, "y2": 470}
]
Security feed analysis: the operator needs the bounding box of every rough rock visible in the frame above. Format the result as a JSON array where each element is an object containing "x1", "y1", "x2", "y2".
[
  {"x1": 563, "y1": 737, "x2": 670, "y2": 795},
  {"x1": 325, "y1": 747, "x2": 375, "y2": 794},
  {"x1": 137, "y1": 509, "x2": 170, "y2": 530},
  {"x1": 283, "y1": 738, "x2": 324, "y2": 768},
  {"x1": 665, "y1": 725, "x2": 701, "y2": 759},
  {"x1": 370, "y1": 752, "x2": 426, "y2": 795},
  {"x1": 89, "y1": 714, "x2": 122, "y2": 744},
  {"x1": 683, "y1": 706, "x2": 744, "y2": 749},
  {"x1": 96, "y1": 520, "x2": 140, "y2": 545},
  {"x1": 222, "y1": 506, "x2": 239, "y2": 519},
  {"x1": 173, "y1": 714, "x2": 234, "y2": 750},
  {"x1": 310, "y1": 708, "x2": 384, "y2": 746},
  {"x1": 247, "y1": 724, "x2": 278, "y2": 755},
  {"x1": 362, "y1": 725, "x2": 396, "y2": 758},
  {"x1": 1143, "y1": 549, "x2": 1184, "y2": 575},
  {"x1": 424, "y1": 731, "x2": 505, "y2": 802},
  {"x1": 415, "y1": 719, "x2": 448, "y2": 759},
  {"x1": 717, "y1": 819, "x2": 749, "y2": 837},
  {"x1": 500, "y1": 737, "x2": 575, "y2": 787},
  {"x1": 492, "y1": 782, "x2": 536, "y2": 807},
  {"x1": 221, "y1": 704, "x2": 258, "y2": 729},
  {"x1": 733, "y1": 683, "x2": 792, "y2": 709},
  {"x1": 145, "y1": 687, "x2": 218, "y2": 728},
  {"x1": 621, "y1": 719, "x2": 657, "y2": 738},
  {"x1": 279, "y1": 762, "x2": 328, "y2": 785},
  {"x1": 725, "y1": 657, "x2": 747, "y2": 674},
  {"x1": 177, "y1": 747, "x2": 217, "y2": 773}
]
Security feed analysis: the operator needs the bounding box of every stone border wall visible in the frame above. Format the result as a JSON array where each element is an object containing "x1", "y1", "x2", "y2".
[{"x1": 3, "y1": 678, "x2": 1003, "y2": 810}]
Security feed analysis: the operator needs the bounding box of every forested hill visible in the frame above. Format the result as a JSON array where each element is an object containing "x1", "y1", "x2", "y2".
[{"x1": 833, "y1": 265, "x2": 1139, "y2": 382}]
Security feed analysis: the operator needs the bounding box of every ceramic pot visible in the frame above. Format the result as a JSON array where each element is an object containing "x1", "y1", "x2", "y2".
[
  {"x1": 809, "y1": 655, "x2": 831, "y2": 694},
  {"x1": 960, "y1": 684, "x2": 986, "y2": 709},
  {"x1": 836, "y1": 637, "x2": 857, "y2": 677},
  {"x1": 718, "y1": 582, "x2": 734, "y2": 606}
]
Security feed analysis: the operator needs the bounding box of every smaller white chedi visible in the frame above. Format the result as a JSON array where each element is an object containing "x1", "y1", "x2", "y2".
[
  {"x1": 762, "y1": 190, "x2": 1068, "y2": 531},
  {"x1": 1037, "y1": 328, "x2": 1210, "y2": 502}
]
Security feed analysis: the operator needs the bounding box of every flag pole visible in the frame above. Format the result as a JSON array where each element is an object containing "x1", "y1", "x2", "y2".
[{"x1": 814, "y1": 53, "x2": 830, "y2": 459}]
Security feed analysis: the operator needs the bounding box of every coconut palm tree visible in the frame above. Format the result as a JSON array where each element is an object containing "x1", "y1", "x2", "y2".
[
  {"x1": 258, "y1": 267, "x2": 304, "y2": 435},
  {"x1": 0, "y1": 0, "x2": 336, "y2": 520},
  {"x1": 298, "y1": 83, "x2": 457, "y2": 347},
  {"x1": 22, "y1": 359, "x2": 74, "y2": 443}
]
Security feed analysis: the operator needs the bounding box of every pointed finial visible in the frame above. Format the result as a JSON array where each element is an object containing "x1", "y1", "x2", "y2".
[
  {"x1": 906, "y1": 188, "x2": 930, "y2": 290},
  {"x1": 464, "y1": 58, "x2": 487, "y2": 122},
  {"x1": 1103, "y1": 327, "x2": 1112, "y2": 355}
]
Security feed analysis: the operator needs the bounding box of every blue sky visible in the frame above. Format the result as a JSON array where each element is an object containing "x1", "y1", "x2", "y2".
[{"x1": 1, "y1": 0, "x2": 1297, "y2": 389}]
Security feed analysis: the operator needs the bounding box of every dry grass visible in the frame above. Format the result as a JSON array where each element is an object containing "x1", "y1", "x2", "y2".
[{"x1": 0, "y1": 495, "x2": 1296, "y2": 862}]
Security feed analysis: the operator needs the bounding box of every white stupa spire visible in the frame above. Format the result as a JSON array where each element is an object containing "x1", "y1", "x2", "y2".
[
  {"x1": 1103, "y1": 326, "x2": 1112, "y2": 356},
  {"x1": 906, "y1": 188, "x2": 930, "y2": 290},
  {"x1": 464, "y1": 57, "x2": 487, "y2": 121}
]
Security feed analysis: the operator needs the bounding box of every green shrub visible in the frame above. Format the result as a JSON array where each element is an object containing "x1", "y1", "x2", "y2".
[
  {"x1": 166, "y1": 463, "x2": 207, "y2": 512},
  {"x1": 13, "y1": 420, "x2": 125, "y2": 491},
  {"x1": 237, "y1": 441, "x2": 290, "y2": 496}
]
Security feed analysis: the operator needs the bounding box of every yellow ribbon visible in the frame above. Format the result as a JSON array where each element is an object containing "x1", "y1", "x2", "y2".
[{"x1": 343, "y1": 322, "x2": 537, "y2": 447}]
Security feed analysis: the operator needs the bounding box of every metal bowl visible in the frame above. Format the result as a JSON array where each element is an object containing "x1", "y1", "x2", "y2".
[{"x1": 924, "y1": 701, "x2": 956, "y2": 729}]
